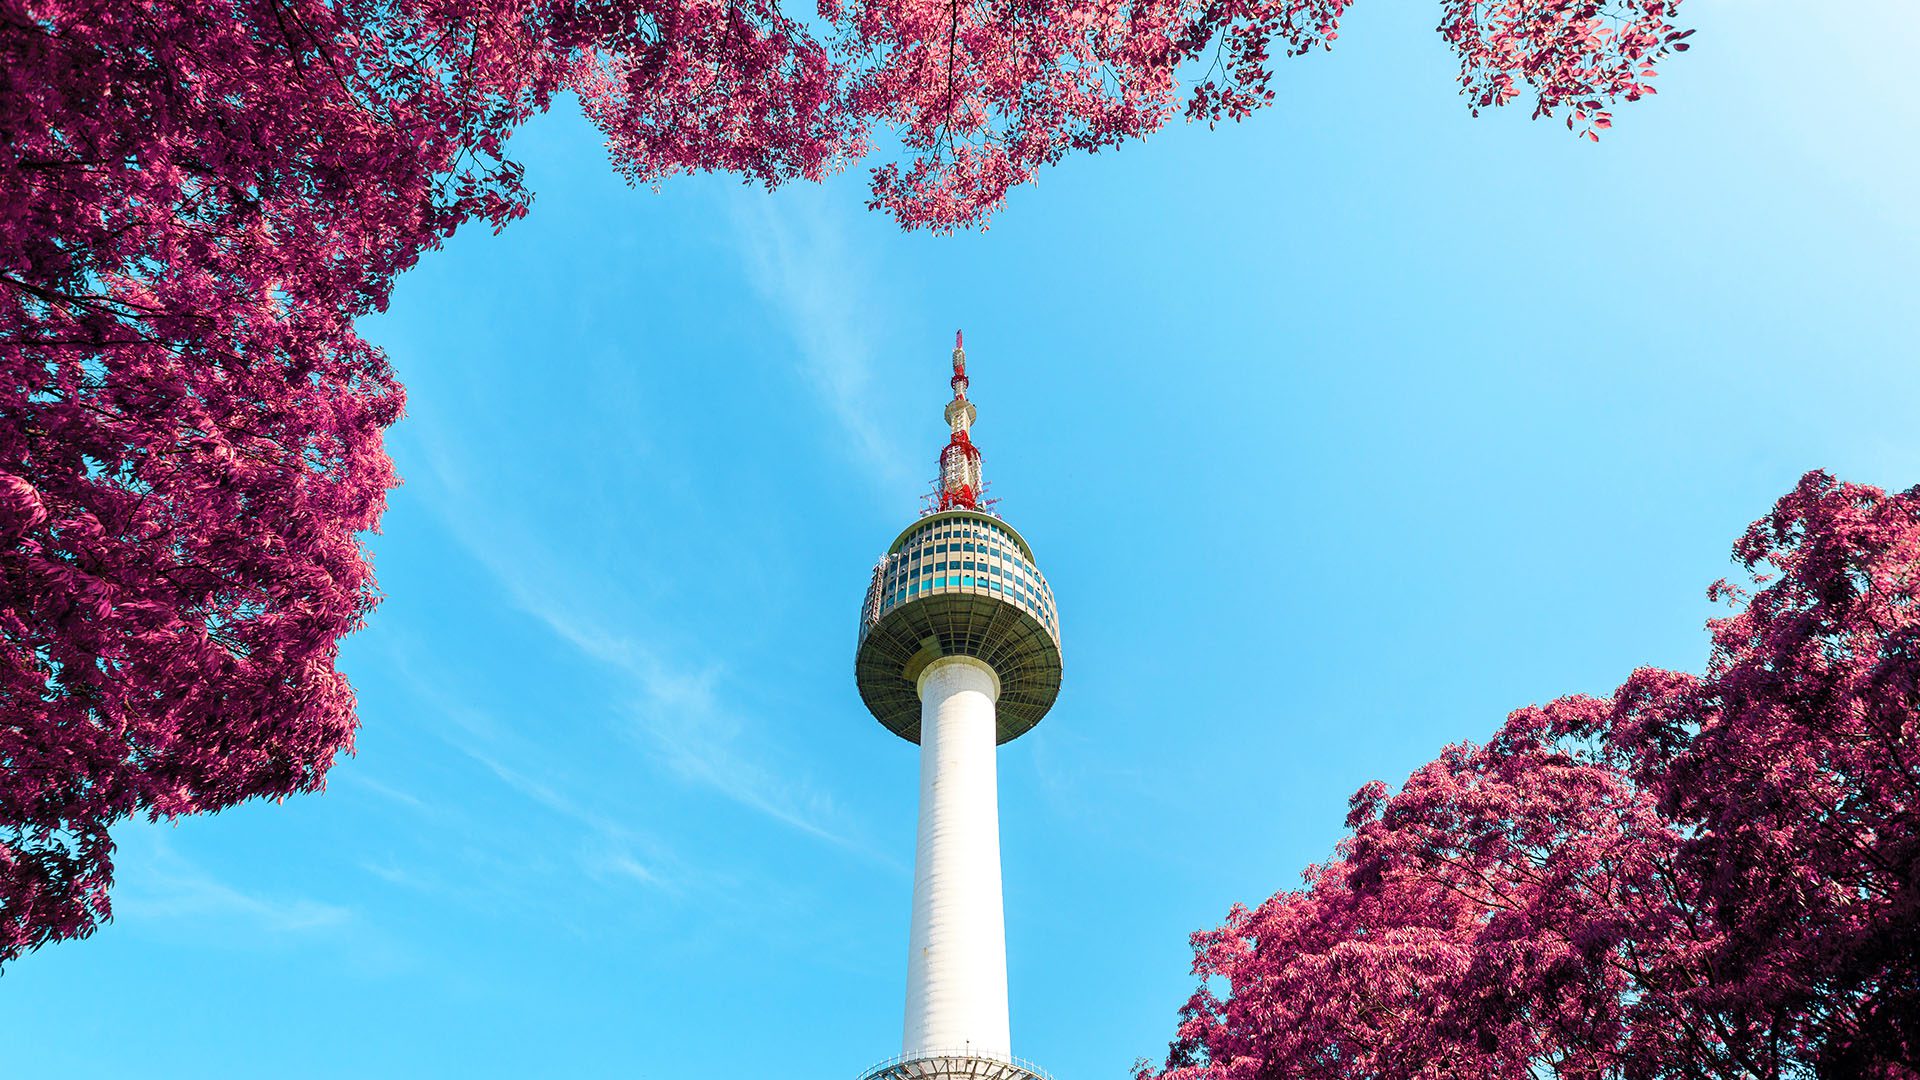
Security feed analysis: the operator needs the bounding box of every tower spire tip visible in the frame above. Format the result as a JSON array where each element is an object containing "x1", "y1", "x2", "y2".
[{"x1": 936, "y1": 332, "x2": 983, "y2": 512}]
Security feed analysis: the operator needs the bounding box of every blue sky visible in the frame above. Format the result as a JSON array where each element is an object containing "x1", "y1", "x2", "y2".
[{"x1": 7, "y1": 1, "x2": 1918, "y2": 1075}]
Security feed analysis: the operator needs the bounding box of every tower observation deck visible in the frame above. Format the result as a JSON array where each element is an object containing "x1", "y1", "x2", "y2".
[{"x1": 853, "y1": 334, "x2": 1062, "y2": 1080}]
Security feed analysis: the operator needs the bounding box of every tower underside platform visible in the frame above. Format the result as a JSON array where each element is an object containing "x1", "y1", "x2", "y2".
[
  {"x1": 856, "y1": 591, "x2": 1062, "y2": 743},
  {"x1": 858, "y1": 1052, "x2": 1053, "y2": 1080}
]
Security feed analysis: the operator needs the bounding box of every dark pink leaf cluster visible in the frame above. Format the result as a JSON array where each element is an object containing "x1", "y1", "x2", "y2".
[
  {"x1": 574, "y1": 0, "x2": 1692, "y2": 229},
  {"x1": 565, "y1": 0, "x2": 860, "y2": 191},
  {"x1": 1438, "y1": 0, "x2": 1693, "y2": 141},
  {"x1": 0, "y1": 0, "x2": 556, "y2": 961},
  {"x1": 1139, "y1": 472, "x2": 1920, "y2": 1079}
]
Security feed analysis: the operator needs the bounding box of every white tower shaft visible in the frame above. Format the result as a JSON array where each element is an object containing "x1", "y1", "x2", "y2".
[{"x1": 904, "y1": 656, "x2": 1011, "y2": 1059}]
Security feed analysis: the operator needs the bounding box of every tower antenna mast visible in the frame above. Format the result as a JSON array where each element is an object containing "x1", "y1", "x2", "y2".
[{"x1": 933, "y1": 330, "x2": 994, "y2": 514}]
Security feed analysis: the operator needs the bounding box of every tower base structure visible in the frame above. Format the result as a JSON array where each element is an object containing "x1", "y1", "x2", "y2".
[{"x1": 858, "y1": 1051, "x2": 1053, "y2": 1080}]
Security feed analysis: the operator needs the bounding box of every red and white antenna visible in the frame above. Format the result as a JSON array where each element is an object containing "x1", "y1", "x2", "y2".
[{"x1": 934, "y1": 330, "x2": 990, "y2": 512}]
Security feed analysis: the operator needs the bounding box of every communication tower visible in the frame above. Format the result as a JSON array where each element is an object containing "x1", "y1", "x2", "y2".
[{"x1": 854, "y1": 333, "x2": 1063, "y2": 1080}]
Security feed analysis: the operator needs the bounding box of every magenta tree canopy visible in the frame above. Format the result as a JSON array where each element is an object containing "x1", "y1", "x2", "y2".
[{"x1": 1138, "y1": 472, "x2": 1920, "y2": 1080}]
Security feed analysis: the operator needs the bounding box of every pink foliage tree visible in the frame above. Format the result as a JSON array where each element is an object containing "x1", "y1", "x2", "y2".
[
  {"x1": 575, "y1": 0, "x2": 1691, "y2": 227},
  {"x1": 0, "y1": 0, "x2": 561, "y2": 961},
  {"x1": 2, "y1": 0, "x2": 1692, "y2": 964},
  {"x1": 1139, "y1": 472, "x2": 1920, "y2": 1079}
]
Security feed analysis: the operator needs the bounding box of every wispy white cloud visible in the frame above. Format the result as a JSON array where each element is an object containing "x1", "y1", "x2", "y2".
[
  {"x1": 587, "y1": 849, "x2": 662, "y2": 889},
  {"x1": 459, "y1": 742, "x2": 636, "y2": 849},
  {"x1": 115, "y1": 837, "x2": 351, "y2": 936},
  {"x1": 358, "y1": 860, "x2": 422, "y2": 889},
  {"x1": 620, "y1": 686, "x2": 860, "y2": 851},
  {"x1": 407, "y1": 438, "x2": 880, "y2": 860},
  {"x1": 337, "y1": 771, "x2": 431, "y2": 814},
  {"x1": 486, "y1": 568, "x2": 872, "y2": 855},
  {"x1": 376, "y1": 652, "x2": 687, "y2": 893},
  {"x1": 728, "y1": 189, "x2": 913, "y2": 490}
]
